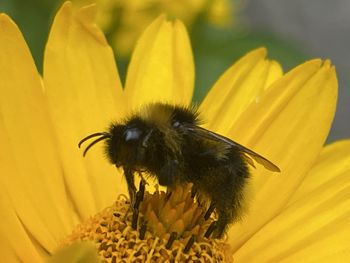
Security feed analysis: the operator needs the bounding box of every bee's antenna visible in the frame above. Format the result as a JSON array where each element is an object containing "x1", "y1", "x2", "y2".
[
  {"x1": 82, "y1": 135, "x2": 110, "y2": 157},
  {"x1": 78, "y1": 132, "x2": 110, "y2": 148}
]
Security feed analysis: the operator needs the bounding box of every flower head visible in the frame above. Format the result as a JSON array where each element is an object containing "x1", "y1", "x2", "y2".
[
  {"x1": 60, "y1": 184, "x2": 233, "y2": 261},
  {"x1": 1, "y1": 2, "x2": 349, "y2": 263}
]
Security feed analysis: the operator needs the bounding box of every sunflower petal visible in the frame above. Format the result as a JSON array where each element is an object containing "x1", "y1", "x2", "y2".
[
  {"x1": 234, "y1": 140, "x2": 350, "y2": 262},
  {"x1": 264, "y1": 60, "x2": 283, "y2": 90},
  {"x1": 0, "y1": 191, "x2": 43, "y2": 262},
  {"x1": 44, "y1": 2, "x2": 126, "y2": 216},
  {"x1": 199, "y1": 48, "x2": 283, "y2": 134},
  {"x1": 228, "y1": 60, "x2": 337, "y2": 249},
  {"x1": 125, "y1": 16, "x2": 195, "y2": 109},
  {"x1": 0, "y1": 13, "x2": 75, "y2": 250},
  {"x1": 289, "y1": 140, "x2": 350, "y2": 203}
]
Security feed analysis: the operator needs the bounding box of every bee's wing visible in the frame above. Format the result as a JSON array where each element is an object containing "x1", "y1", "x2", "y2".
[{"x1": 182, "y1": 125, "x2": 281, "y2": 172}]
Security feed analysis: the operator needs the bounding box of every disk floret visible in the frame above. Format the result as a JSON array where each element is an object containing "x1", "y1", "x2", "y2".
[{"x1": 60, "y1": 184, "x2": 233, "y2": 262}]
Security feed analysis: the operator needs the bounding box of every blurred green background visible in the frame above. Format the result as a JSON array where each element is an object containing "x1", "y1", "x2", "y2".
[{"x1": 2, "y1": 0, "x2": 348, "y2": 141}]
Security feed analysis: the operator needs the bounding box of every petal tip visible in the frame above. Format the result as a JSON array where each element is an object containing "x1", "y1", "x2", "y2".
[
  {"x1": 0, "y1": 13, "x2": 15, "y2": 29},
  {"x1": 307, "y1": 58, "x2": 323, "y2": 66},
  {"x1": 242, "y1": 47, "x2": 268, "y2": 62},
  {"x1": 0, "y1": 13, "x2": 9, "y2": 21},
  {"x1": 254, "y1": 47, "x2": 268, "y2": 57},
  {"x1": 0, "y1": 14, "x2": 25, "y2": 43},
  {"x1": 322, "y1": 59, "x2": 332, "y2": 69},
  {"x1": 174, "y1": 18, "x2": 186, "y2": 30},
  {"x1": 77, "y1": 3, "x2": 97, "y2": 22},
  {"x1": 157, "y1": 13, "x2": 167, "y2": 20},
  {"x1": 55, "y1": 1, "x2": 73, "y2": 22},
  {"x1": 74, "y1": 3, "x2": 107, "y2": 45},
  {"x1": 152, "y1": 14, "x2": 167, "y2": 26},
  {"x1": 60, "y1": 1, "x2": 73, "y2": 12}
]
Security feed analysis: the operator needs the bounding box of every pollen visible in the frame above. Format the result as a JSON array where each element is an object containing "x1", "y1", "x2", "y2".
[{"x1": 59, "y1": 184, "x2": 233, "y2": 262}]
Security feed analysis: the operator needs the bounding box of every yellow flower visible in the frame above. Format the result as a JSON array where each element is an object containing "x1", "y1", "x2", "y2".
[
  {"x1": 0, "y1": 2, "x2": 349, "y2": 262},
  {"x1": 72, "y1": 0, "x2": 233, "y2": 56}
]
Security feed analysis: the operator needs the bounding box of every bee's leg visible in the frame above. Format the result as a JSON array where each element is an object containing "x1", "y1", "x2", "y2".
[
  {"x1": 123, "y1": 167, "x2": 137, "y2": 208},
  {"x1": 133, "y1": 177, "x2": 146, "y2": 210},
  {"x1": 211, "y1": 185, "x2": 240, "y2": 238},
  {"x1": 214, "y1": 209, "x2": 229, "y2": 238},
  {"x1": 131, "y1": 179, "x2": 147, "y2": 230},
  {"x1": 204, "y1": 201, "x2": 216, "y2": 220},
  {"x1": 204, "y1": 221, "x2": 217, "y2": 238},
  {"x1": 211, "y1": 184, "x2": 242, "y2": 238},
  {"x1": 137, "y1": 171, "x2": 149, "y2": 188}
]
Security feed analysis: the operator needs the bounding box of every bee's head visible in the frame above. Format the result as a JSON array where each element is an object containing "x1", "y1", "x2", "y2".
[
  {"x1": 105, "y1": 119, "x2": 155, "y2": 167},
  {"x1": 79, "y1": 119, "x2": 155, "y2": 168}
]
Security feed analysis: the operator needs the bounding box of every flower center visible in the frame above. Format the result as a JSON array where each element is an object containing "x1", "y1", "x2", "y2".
[{"x1": 59, "y1": 184, "x2": 233, "y2": 262}]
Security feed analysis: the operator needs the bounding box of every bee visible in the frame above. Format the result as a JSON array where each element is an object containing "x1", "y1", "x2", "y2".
[{"x1": 79, "y1": 103, "x2": 280, "y2": 237}]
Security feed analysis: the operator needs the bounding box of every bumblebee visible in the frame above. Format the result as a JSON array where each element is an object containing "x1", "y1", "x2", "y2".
[{"x1": 79, "y1": 103, "x2": 280, "y2": 237}]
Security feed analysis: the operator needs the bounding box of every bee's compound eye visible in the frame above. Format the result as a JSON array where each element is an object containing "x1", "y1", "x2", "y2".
[
  {"x1": 124, "y1": 128, "x2": 142, "y2": 142},
  {"x1": 173, "y1": 121, "x2": 180, "y2": 128}
]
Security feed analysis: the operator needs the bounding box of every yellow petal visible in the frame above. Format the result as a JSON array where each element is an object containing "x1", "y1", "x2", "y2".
[
  {"x1": 264, "y1": 60, "x2": 283, "y2": 90},
  {"x1": 228, "y1": 60, "x2": 337, "y2": 249},
  {"x1": 49, "y1": 242, "x2": 99, "y2": 263},
  {"x1": 289, "y1": 140, "x2": 350, "y2": 203},
  {"x1": 44, "y1": 2, "x2": 126, "y2": 216},
  {"x1": 0, "y1": 191, "x2": 43, "y2": 262},
  {"x1": 0, "y1": 13, "x2": 75, "y2": 250},
  {"x1": 234, "y1": 140, "x2": 350, "y2": 262},
  {"x1": 124, "y1": 16, "x2": 195, "y2": 110},
  {"x1": 199, "y1": 48, "x2": 283, "y2": 134}
]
